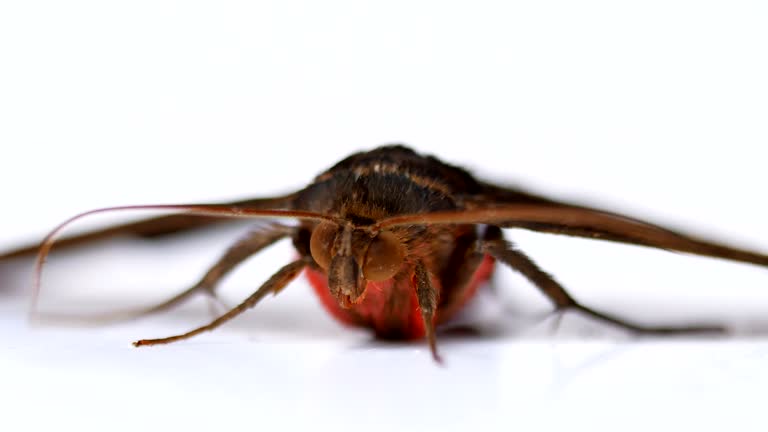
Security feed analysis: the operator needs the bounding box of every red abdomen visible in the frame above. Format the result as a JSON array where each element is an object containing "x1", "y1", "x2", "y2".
[{"x1": 305, "y1": 255, "x2": 495, "y2": 339}]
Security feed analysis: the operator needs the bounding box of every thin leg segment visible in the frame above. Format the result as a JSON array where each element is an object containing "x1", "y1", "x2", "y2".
[
  {"x1": 438, "y1": 225, "x2": 501, "y2": 319},
  {"x1": 414, "y1": 261, "x2": 442, "y2": 362},
  {"x1": 480, "y1": 238, "x2": 724, "y2": 334},
  {"x1": 133, "y1": 256, "x2": 311, "y2": 346},
  {"x1": 91, "y1": 225, "x2": 293, "y2": 323},
  {"x1": 147, "y1": 224, "x2": 294, "y2": 312}
]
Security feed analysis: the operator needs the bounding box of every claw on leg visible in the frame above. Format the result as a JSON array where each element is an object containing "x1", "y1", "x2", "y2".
[
  {"x1": 481, "y1": 237, "x2": 726, "y2": 336},
  {"x1": 133, "y1": 257, "x2": 309, "y2": 347},
  {"x1": 34, "y1": 225, "x2": 292, "y2": 326}
]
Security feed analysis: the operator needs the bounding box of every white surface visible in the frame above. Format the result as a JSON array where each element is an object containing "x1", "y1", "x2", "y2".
[{"x1": 1, "y1": 1, "x2": 768, "y2": 431}]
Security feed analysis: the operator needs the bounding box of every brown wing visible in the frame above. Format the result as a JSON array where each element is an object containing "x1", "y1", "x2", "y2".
[
  {"x1": 473, "y1": 182, "x2": 575, "y2": 207},
  {"x1": 379, "y1": 184, "x2": 768, "y2": 269},
  {"x1": 470, "y1": 181, "x2": 692, "y2": 241},
  {"x1": 0, "y1": 193, "x2": 298, "y2": 260}
]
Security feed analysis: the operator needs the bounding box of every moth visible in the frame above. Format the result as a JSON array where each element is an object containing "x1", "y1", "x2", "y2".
[{"x1": 3, "y1": 145, "x2": 767, "y2": 361}]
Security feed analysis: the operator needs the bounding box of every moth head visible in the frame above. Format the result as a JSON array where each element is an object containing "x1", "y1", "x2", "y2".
[{"x1": 309, "y1": 221, "x2": 405, "y2": 308}]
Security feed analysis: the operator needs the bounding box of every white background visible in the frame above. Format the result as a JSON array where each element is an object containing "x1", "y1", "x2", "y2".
[{"x1": 1, "y1": 1, "x2": 767, "y2": 431}]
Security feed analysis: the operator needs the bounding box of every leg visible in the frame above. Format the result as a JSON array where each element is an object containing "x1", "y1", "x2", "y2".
[
  {"x1": 414, "y1": 261, "x2": 442, "y2": 363},
  {"x1": 438, "y1": 225, "x2": 501, "y2": 320},
  {"x1": 134, "y1": 256, "x2": 310, "y2": 346},
  {"x1": 137, "y1": 224, "x2": 294, "y2": 315},
  {"x1": 480, "y1": 238, "x2": 725, "y2": 334},
  {"x1": 57, "y1": 224, "x2": 293, "y2": 324}
]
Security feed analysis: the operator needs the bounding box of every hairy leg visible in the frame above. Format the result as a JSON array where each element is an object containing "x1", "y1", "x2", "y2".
[
  {"x1": 134, "y1": 256, "x2": 311, "y2": 346},
  {"x1": 414, "y1": 261, "x2": 442, "y2": 362},
  {"x1": 41, "y1": 225, "x2": 293, "y2": 324},
  {"x1": 480, "y1": 237, "x2": 724, "y2": 334}
]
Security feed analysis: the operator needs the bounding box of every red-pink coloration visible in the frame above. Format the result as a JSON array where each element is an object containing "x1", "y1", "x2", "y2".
[
  {"x1": 13, "y1": 145, "x2": 768, "y2": 357},
  {"x1": 306, "y1": 255, "x2": 496, "y2": 338}
]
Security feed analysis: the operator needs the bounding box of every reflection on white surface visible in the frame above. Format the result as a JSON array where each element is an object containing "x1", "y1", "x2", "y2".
[
  {"x1": 1, "y1": 0, "x2": 767, "y2": 431},
  {"x1": 2, "y1": 232, "x2": 768, "y2": 432},
  {"x1": 3, "y1": 302, "x2": 768, "y2": 431}
]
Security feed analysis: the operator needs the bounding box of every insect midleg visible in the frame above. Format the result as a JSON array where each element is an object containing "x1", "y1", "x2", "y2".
[
  {"x1": 480, "y1": 237, "x2": 726, "y2": 334},
  {"x1": 133, "y1": 256, "x2": 311, "y2": 347},
  {"x1": 414, "y1": 261, "x2": 441, "y2": 362},
  {"x1": 38, "y1": 225, "x2": 295, "y2": 325},
  {"x1": 437, "y1": 226, "x2": 501, "y2": 320},
  {"x1": 130, "y1": 224, "x2": 295, "y2": 318}
]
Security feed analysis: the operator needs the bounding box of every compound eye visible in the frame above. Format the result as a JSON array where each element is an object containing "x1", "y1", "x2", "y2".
[
  {"x1": 363, "y1": 231, "x2": 404, "y2": 281},
  {"x1": 310, "y1": 222, "x2": 337, "y2": 270}
]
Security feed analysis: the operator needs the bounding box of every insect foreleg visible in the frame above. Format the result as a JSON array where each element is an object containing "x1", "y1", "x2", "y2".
[
  {"x1": 437, "y1": 226, "x2": 501, "y2": 319},
  {"x1": 414, "y1": 261, "x2": 441, "y2": 362},
  {"x1": 37, "y1": 225, "x2": 295, "y2": 325},
  {"x1": 133, "y1": 255, "x2": 311, "y2": 347},
  {"x1": 480, "y1": 237, "x2": 725, "y2": 335},
  {"x1": 150, "y1": 224, "x2": 295, "y2": 316}
]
